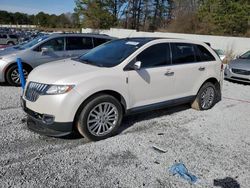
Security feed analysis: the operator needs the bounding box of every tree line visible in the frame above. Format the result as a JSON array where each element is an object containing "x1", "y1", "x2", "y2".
[
  {"x1": 0, "y1": 0, "x2": 249, "y2": 36},
  {"x1": 0, "y1": 10, "x2": 79, "y2": 28},
  {"x1": 75, "y1": 0, "x2": 250, "y2": 36}
]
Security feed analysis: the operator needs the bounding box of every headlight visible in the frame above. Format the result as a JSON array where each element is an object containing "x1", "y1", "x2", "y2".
[{"x1": 45, "y1": 85, "x2": 75, "y2": 95}]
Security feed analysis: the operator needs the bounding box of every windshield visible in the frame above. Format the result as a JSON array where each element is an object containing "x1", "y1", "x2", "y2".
[
  {"x1": 18, "y1": 35, "x2": 48, "y2": 50},
  {"x1": 77, "y1": 39, "x2": 148, "y2": 67},
  {"x1": 240, "y1": 51, "x2": 250, "y2": 59}
]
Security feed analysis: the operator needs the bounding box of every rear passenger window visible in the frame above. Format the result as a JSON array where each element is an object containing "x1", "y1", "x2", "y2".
[
  {"x1": 196, "y1": 45, "x2": 216, "y2": 61},
  {"x1": 171, "y1": 43, "x2": 199, "y2": 64},
  {"x1": 93, "y1": 38, "x2": 110, "y2": 47},
  {"x1": 136, "y1": 43, "x2": 171, "y2": 68},
  {"x1": 66, "y1": 37, "x2": 93, "y2": 50}
]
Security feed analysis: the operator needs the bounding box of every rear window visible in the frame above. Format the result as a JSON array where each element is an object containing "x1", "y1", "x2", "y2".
[
  {"x1": 66, "y1": 37, "x2": 93, "y2": 50},
  {"x1": 171, "y1": 43, "x2": 199, "y2": 64},
  {"x1": 196, "y1": 45, "x2": 216, "y2": 62},
  {"x1": 93, "y1": 38, "x2": 110, "y2": 47}
]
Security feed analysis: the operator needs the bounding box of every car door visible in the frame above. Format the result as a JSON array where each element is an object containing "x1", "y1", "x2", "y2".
[
  {"x1": 30, "y1": 37, "x2": 66, "y2": 67},
  {"x1": 65, "y1": 36, "x2": 93, "y2": 57},
  {"x1": 127, "y1": 43, "x2": 175, "y2": 108},
  {"x1": 169, "y1": 43, "x2": 216, "y2": 98}
]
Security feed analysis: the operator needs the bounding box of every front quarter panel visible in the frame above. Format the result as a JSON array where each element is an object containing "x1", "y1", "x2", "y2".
[{"x1": 74, "y1": 68, "x2": 129, "y2": 110}]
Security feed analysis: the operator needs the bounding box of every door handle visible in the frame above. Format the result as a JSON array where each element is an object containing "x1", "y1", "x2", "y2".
[
  {"x1": 199, "y1": 67, "x2": 206, "y2": 71},
  {"x1": 165, "y1": 71, "x2": 174, "y2": 76}
]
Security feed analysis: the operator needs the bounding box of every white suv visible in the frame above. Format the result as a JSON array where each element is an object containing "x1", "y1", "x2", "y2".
[{"x1": 21, "y1": 38, "x2": 223, "y2": 141}]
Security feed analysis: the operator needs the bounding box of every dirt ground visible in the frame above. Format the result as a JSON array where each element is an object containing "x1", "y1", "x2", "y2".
[{"x1": 0, "y1": 80, "x2": 249, "y2": 188}]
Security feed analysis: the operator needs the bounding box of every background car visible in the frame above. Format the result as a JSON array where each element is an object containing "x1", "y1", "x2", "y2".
[
  {"x1": 0, "y1": 34, "x2": 19, "y2": 45},
  {"x1": 0, "y1": 33, "x2": 114, "y2": 86},
  {"x1": 224, "y1": 50, "x2": 250, "y2": 83}
]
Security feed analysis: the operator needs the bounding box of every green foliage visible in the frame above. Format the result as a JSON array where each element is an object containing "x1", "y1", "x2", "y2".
[
  {"x1": 0, "y1": 10, "x2": 79, "y2": 28},
  {"x1": 75, "y1": 0, "x2": 117, "y2": 29},
  {"x1": 197, "y1": 0, "x2": 250, "y2": 35}
]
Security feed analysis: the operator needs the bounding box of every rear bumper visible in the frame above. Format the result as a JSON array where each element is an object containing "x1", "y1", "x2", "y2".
[{"x1": 23, "y1": 104, "x2": 73, "y2": 137}]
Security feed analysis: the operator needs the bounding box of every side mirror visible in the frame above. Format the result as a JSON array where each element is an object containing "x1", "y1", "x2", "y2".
[
  {"x1": 41, "y1": 47, "x2": 49, "y2": 54},
  {"x1": 133, "y1": 61, "x2": 142, "y2": 70}
]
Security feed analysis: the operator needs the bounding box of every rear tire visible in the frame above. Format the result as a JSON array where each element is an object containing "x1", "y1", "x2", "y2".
[
  {"x1": 6, "y1": 65, "x2": 30, "y2": 86},
  {"x1": 77, "y1": 94, "x2": 123, "y2": 141},
  {"x1": 7, "y1": 41, "x2": 15, "y2": 46},
  {"x1": 191, "y1": 82, "x2": 216, "y2": 111}
]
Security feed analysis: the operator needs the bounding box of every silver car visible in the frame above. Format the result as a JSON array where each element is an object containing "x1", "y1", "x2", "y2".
[
  {"x1": 0, "y1": 34, "x2": 19, "y2": 45},
  {"x1": 224, "y1": 50, "x2": 250, "y2": 83},
  {"x1": 0, "y1": 33, "x2": 113, "y2": 86}
]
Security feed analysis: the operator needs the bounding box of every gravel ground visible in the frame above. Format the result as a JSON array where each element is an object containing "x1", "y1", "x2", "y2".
[{"x1": 0, "y1": 80, "x2": 249, "y2": 188}]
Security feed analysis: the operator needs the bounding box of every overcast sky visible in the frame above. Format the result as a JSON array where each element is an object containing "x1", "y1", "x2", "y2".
[{"x1": 0, "y1": 0, "x2": 75, "y2": 15}]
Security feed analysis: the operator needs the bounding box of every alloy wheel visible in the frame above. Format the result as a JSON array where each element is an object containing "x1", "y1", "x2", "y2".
[
  {"x1": 87, "y1": 102, "x2": 119, "y2": 136},
  {"x1": 200, "y1": 86, "x2": 215, "y2": 109},
  {"x1": 10, "y1": 69, "x2": 28, "y2": 84}
]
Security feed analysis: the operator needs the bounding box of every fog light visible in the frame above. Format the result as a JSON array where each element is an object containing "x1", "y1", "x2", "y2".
[{"x1": 42, "y1": 114, "x2": 55, "y2": 125}]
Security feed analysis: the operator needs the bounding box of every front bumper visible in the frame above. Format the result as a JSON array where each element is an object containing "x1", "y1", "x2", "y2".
[
  {"x1": 22, "y1": 98, "x2": 73, "y2": 137},
  {"x1": 224, "y1": 68, "x2": 250, "y2": 83}
]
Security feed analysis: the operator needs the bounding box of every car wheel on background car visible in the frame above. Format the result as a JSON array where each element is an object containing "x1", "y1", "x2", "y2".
[
  {"x1": 7, "y1": 41, "x2": 15, "y2": 46},
  {"x1": 191, "y1": 82, "x2": 216, "y2": 111},
  {"x1": 77, "y1": 94, "x2": 123, "y2": 141},
  {"x1": 6, "y1": 65, "x2": 30, "y2": 86}
]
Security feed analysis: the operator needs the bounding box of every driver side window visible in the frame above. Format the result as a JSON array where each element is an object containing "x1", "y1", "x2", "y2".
[
  {"x1": 37, "y1": 37, "x2": 65, "y2": 52},
  {"x1": 136, "y1": 43, "x2": 171, "y2": 68}
]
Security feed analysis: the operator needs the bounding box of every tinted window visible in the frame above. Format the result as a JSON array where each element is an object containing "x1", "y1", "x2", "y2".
[
  {"x1": 66, "y1": 37, "x2": 93, "y2": 50},
  {"x1": 171, "y1": 43, "x2": 198, "y2": 64},
  {"x1": 196, "y1": 45, "x2": 216, "y2": 61},
  {"x1": 93, "y1": 38, "x2": 110, "y2": 47},
  {"x1": 137, "y1": 43, "x2": 170, "y2": 68},
  {"x1": 0, "y1": 34, "x2": 7, "y2": 39},
  {"x1": 38, "y1": 37, "x2": 64, "y2": 51}
]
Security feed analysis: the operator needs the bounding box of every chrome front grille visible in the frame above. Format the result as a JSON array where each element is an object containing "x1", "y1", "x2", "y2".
[
  {"x1": 25, "y1": 82, "x2": 49, "y2": 102},
  {"x1": 232, "y1": 68, "x2": 250, "y2": 75}
]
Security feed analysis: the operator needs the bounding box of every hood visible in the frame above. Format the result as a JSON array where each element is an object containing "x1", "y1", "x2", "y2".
[
  {"x1": 0, "y1": 49, "x2": 25, "y2": 61},
  {"x1": 229, "y1": 59, "x2": 250, "y2": 70},
  {"x1": 0, "y1": 47, "x2": 19, "y2": 57},
  {"x1": 27, "y1": 58, "x2": 104, "y2": 84}
]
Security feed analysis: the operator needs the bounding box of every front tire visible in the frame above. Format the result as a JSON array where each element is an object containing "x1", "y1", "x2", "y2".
[
  {"x1": 191, "y1": 82, "x2": 216, "y2": 111},
  {"x1": 6, "y1": 65, "x2": 30, "y2": 86},
  {"x1": 77, "y1": 94, "x2": 123, "y2": 141}
]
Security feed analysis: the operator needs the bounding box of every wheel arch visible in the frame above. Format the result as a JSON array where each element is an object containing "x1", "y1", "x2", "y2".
[
  {"x1": 4, "y1": 62, "x2": 33, "y2": 80},
  {"x1": 198, "y1": 77, "x2": 221, "y2": 102},
  {"x1": 73, "y1": 90, "x2": 127, "y2": 127}
]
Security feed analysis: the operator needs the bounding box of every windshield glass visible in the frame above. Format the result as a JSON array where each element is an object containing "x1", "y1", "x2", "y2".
[
  {"x1": 77, "y1": 39, "x2": 149, "y2": 67},
  {"x1": 240, "y1": 51, "x2": 250, "y2": 59},
  {"x1": 18, "y1": 35, "x2": 48, "y2": 50}
]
